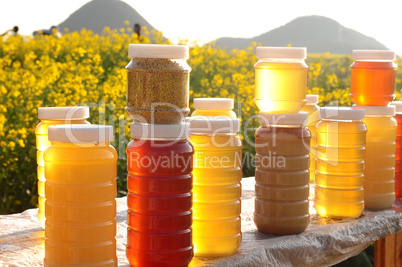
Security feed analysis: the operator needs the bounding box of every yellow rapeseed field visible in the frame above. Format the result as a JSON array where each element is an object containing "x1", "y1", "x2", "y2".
[{"x1": 1, "y1": 25, "x2": 402, "y2": 214}]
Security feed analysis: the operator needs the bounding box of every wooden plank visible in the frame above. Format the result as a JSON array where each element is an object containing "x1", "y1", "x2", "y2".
[
  {"x1": 387, "y1": 235, "x2": 397, "y2": 267},
  {"x1": 375, "y1": 235, "x2": 396, "y2": 267},
  {"x1": 375, "y1": 237, "x2": 385, "y2": 267},
  {"x1": 396, "y1": 232, "x2": 402, "y2": 267}
]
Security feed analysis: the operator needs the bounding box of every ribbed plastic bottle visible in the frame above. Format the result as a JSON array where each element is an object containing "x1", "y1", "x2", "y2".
[
  {"x1": 355, "y1": 105, "x2": 396, "y2": 209},
  {"x1": 35, "y1": 106, "x2": 90, "y2": 229},
  {"x1": 301, "y1": 95, "x2": 320, "y2": 183},
  {"x1": 315, "y1": 107, "x2": 367, "y2": 218},
  {"x1": 191, "y1": 98, "x2": 236, "y2": 118},
  {"x1": 254, "y1": 112, "x2": 310, "y2": 234},
  {"x1": 350, "y1": 50, "x2": 397, "y2": 106},
  {"x1": 126, "y1": 122, "x2": 194, "y2": 267},
  {"x1": 187, "y1": 116, "x2": 242, "y2": 256},
  {"x1": 254, "y1": 46, "x2": 308, "y2": 113},
  {"x1": 391, "y1": 101, "x2": 402, "y2": 200},
  {"x1": 44, "y1": 125, "x2": 117, "y2": 266}
]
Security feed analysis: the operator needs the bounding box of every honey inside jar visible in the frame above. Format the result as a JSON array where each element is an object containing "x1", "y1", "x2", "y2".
[
  {"x1": 314, "y1": 107, "x2": 366, "y2": 219},
  {"x1": 254, "y1": 47, "x2": 308, "y2": 113},
  {"x1": 254, "y1": 112, "x2": 311, "y2": 235},
  {"x1": 350, "y1": 50, "x2": 397, "y2": 106}
]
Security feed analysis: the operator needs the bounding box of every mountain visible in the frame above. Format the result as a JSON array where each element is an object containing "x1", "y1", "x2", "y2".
[
  {"x1": 215, "y1": 16, "x2": 388, "y2": 54},
  {"x1": 58, "y1": 0, "x2": 155, "y2": 34}
]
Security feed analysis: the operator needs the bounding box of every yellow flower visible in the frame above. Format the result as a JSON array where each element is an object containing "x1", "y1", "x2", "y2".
[
  {"x1": 1, "y1": 23, "x2": 401, "y2": 215},
  {"x1": 9, "y1": 141, "x2": 16, "y2": 151},
  {"x1": 18, "y1": 139, "x2": 25, "y2": 148}
]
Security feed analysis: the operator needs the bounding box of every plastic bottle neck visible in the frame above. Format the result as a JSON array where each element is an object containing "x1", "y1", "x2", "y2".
[
  {"x1": 41, "y1": 119, "x2": 88, "y2": 124},
  {"x1": 321, "y1": 118, "x2": 362, "y2": 122},
  {"x1": 50, "y1": 141, "x2": 110, "y2": 148},
  {"x1": 190, "y1": 132, "x2": 237, "y2": 137},
  {"x1": 260, "y1": 124, "x2": 305, "y2": 129}
]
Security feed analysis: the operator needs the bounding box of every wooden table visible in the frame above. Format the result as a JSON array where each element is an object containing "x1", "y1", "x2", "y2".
[{"x1": 375, "y1": 198, "x2": 402, "y2": 267}]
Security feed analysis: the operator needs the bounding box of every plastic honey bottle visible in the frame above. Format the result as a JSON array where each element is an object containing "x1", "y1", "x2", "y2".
[
  {"x1": 315, "y1": 107, "x2": 367, "y2": 218},
  {"x1": 254, "y1": 112, "x2": 310, "y2": 234},
  {"x1": 191, "y1": 98, "x2": 236, "y2": 118},
  {"x1": 35, "y1": 106, "x2": 90, "y2": 229},
  {"x1": 187, "y1": 116, "x2": 242, "y2": 256},
  {"x1": 350, "y1": 50, "x2": 397, "y2": 106},
  {"x1": 301, "y1": 95, "x2": 320, "y2": 182},
  {"x1": 254, "y1": 46, "x2": 308, "y2": 113},
  {"x1": 391, "y1": 101, "x2": 402, "y2": 200},
  {"x1": 44, "y1": 125, "x2": 117, "y2": 266},
  {"x1": 126, "y1": 122, "x2": 194, "y2": 267},
  {"x1": 355, "y1": 105, "x2": 397, "y2": 209}
]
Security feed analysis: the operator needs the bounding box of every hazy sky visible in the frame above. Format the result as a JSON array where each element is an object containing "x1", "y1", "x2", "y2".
[{"x1": 1, "y1": 0, "x2": 402, "y2": 54}]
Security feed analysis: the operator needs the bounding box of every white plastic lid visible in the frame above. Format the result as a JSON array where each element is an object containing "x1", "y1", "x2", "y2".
[
  {"x1": 256, "y1": 46, "x2": 307, "y2": 60},
  {"x1": 258, "y1": 112, "x2": 308, "y2": 126},
  {"x1": 130, "y1": 122, "x2": 190, "y2": 139},
  {"x1": 320, "y1": 107, "x2": 365, "y2": 120},
  {"x1": 38, "y1": 106, "x2": 89, "y2": 120},
  {"x1": 390, "y1": 101, "x2": 402, "y2": 113},
  {"x1": 48, "y1": 124, "x2": 114, "y2": 143},
  {"x1": 354, "y1": 105, "x2": 395, "y2": 116},
  {"x1": 306, "y1": 95, "x2": 319, "y2": 105},
  {"x1": 193, "y1": 98, "x2": 234, "y2": 110},
  {"x1": 352, "y1": 50, "x2": 396, "y2": 61},
  {"x1": 128, "y1": 44, "x2": 189, "y2": 59},
  {"x1": 186, "y1": 117, "x2": 240, "y2": 133}
]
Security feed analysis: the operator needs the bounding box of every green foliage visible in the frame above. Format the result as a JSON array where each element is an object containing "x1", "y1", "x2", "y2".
[{"x1": 0, "y1": 26, "x2": 167, "y2": 214}]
